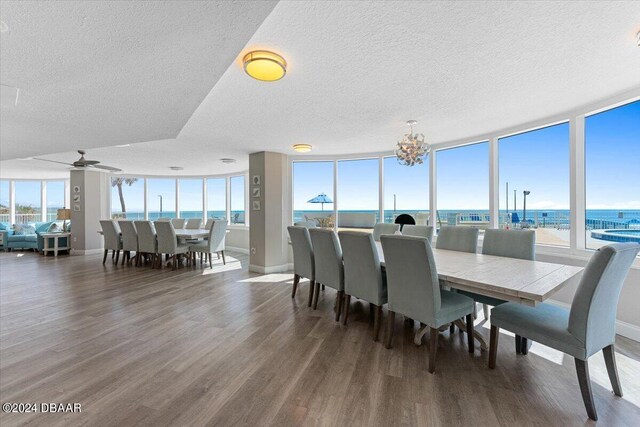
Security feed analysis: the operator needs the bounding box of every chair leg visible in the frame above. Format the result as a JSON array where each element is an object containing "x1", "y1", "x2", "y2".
[
  {"x1": 308, "y1": 280, "x2": 315, "y2": 307},
  {"x1": 221, "y1": 250, "x2": 226, "y2": 265},
  {"x1": 466, "y1": 314, "x2": 474, "y2": 353},
  {"x1": 209, "y1": 253, "x2": 213, "y2": 269},
  {"x1": 122, "y1": 251, "x2": 127, "y2": 265},
  {"x1": 385, "y1": 310, "x2": 396, "y2": 349},
  {"x1": 428, "y1": 327, "x2": 438, "y2": 374},
  {"x1": 322, "y1": 284, "x2": 325, "y2": 291},
  {"x1": 114, "y1": 250, "x2": 120, "y2": 265},
  {"x1": 373, "y1": 305, "x2": 383, "y2": 342},
  {"x1": 342, "y1": 294, "x2": 351, "y2": 326},
  {"x1": 102, "y1": 249, "x2": 108, "y2": 264},
  {"x1": 575, "y1": 358, "x2": 598, "y2": 421},
  {"x1": 603, "y1": 345, "x2": 623, "y2": 397},
  {"x1": 482, "y1": 303, "x2": 490, "y2": 320},
  {"x1": 515, "y1": 334, "x2": 522, "y2": 354},
  {"x1": 489, "y1": 325, "x2": 499, "y2": 369},
  {"x1": 292, "y1": 274, "x2": 300, "y2": 298},
  {"x1": 335, "y1": 290, "x2": 344, "y2": 322},
  {"x1": 112, "y1": 250, "x2": 116, "y2": 259},
  {"x1": 312, "y1": 282, "x2": 321, "y2": 310},
  {"x1": 172, "y1": 254, "x2": 177, "y2": 271},
  {"x1": 449, "y1": 323, "x2": 455, "y2": 335}
]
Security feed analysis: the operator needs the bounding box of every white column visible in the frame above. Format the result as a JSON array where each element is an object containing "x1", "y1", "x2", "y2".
[
  {"x1": 570, "y1": 115, "x2": 586, "y2": 250},
  {"x1": 143, "y1": 178, "x2": 148, "y2": 220},
  {"x1": 175, "y1": 179, "x2": 180, "y2": 218},
  {"x1": 9, "y1": 180, "x2": 15, "y2": 225},
  {"x1": 64, "y1": 180, "x2": 70, "y2": 209},
  {"x1": 333, "y1": 160, "x2": 338, "y2": 230},
  {"x1": 489, "y1": 137, "x2": 499, "y2": 229},
  {"x1": 245, "y1": 172, "x2": 250, "y2": 226},
  {"x1": 202, "y1": 178, "x2": 207, "y2": 222},
  {"x1": 41, "y1": 181, "x2": 47, "y2": 221},
  {"x1": 429, "y1": 151, "x2": 437, "y2": 227},
  {"x1": 225, "y1": 176, "x2": 231, "y2": 224}
]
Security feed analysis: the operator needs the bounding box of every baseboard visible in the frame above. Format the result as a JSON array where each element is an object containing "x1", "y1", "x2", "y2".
[
  {"x1": 226, "y1": 246, "x2": 249, "y2": 255},
  {"x1": 547, "y1": 299, "x2": 640, "y2": 343},
  {"x1": 249, "y1": 263, "x2": 289, "y2": 274},
  {"x1": 72, "y1": 248, "x2": 104, "y2": 256}
]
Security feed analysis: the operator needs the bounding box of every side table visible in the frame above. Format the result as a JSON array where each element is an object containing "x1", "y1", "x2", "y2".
[{"x1": 41, "y1": 232, "x2": 71, "y2": 257}]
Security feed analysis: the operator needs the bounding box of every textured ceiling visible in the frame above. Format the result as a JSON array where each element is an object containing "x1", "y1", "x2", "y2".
[
  {"x1": 2, "y1": 0, "x2": 640, "y2": 179},
  {"x1": 0, "y1": 0, "x2": 278, "y2": 160}
]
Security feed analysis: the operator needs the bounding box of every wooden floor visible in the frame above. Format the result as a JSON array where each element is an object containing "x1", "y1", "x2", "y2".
[{"x1": 1, "y1": 251, "x2": 639, "y2": 427}]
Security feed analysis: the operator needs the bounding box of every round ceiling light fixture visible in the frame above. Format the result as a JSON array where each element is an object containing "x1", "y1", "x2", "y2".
[
  {"x1": 243, "y1": 50, "x2": 287, "y2": 82},
  {"x1": 220, "y1": 158, "x2": 236, "y2": 164},
  {"x1": 293, "y1": 144, "x2": 312, "y2": 153}
]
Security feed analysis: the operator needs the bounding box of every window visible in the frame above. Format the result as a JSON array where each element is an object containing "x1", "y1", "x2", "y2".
[
  {"x1": 499, "y1": 123, "x2": 570, "y2": 247},
  {"x1": 293, "y1": 161, "x2": 334, "y2": 227},
  {"x1": 230, "y1": 176, "x2": 245, "y2": 224},
  {"x1": 207, "y1": 178, "x2": 226, "y2": 221},
  {"x1": 383, "y1": 156, "x2": 429, "y2": 225},
  {"x1": 179, "y1": 179, "x2": 203, "y2": 220},
  {"x1": 14, "y1": 181, "x2": 42, "y2": 224},
  {"x1": 337, "y1": 158, "x2": 379, "y2": 229},
  {"x1": 111, "y1": 177, "x2": 144, "y2": 220},
  {"x1": 436, "y1": 142, "x2": 489, "y2": 230},
  {"x1": 147, "y1": 178, "x2": 176, "y2": 220},
  {"x1": 46, "y1": 181, "x2": 66, "y2": 222},
  {"x1": 0, "y1": 180, "x2": 9, "y2": 223},
  {"x1": 585, "y1": 100, "x2": 640, "y2": 250}
]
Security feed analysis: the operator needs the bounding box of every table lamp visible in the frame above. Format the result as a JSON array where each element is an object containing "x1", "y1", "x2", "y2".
[{"x1": 57, "y1": 208, "x2": 71, "y2": 232}]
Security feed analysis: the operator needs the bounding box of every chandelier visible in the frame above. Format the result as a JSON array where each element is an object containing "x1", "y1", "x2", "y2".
[{"x1": 395, "y1": 120, "x2": 430, "y2": 166}]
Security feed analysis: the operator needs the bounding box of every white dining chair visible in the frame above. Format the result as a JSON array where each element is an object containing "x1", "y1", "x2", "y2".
[
  {"x1": 134, "y1": 221, "x2": 158, "y2": 267},
  {"x1": 118, "y1": 220, "x2": 138, "y2": 266},
  {"x1": 204, "y1": 218, "x2": 215, "y2": 230},
  {"x1": 402, "y1": 225, "x2": 434, "y2": 242},
  {"x1": 287, "y1": 226, "x2": 316, "y2": 307},
  {"x1": 372, "y1": 223, "x2": 400, "y2": 241},
  {"x1": 189, "y1": 221, "x2": 227, "y2": 268},
  {"x1": 171, "y1": 218, "x2": 186, "y2": 229},
  {"x1": 309, "y1": 228, "x2": 344, "y2": 317},
  {"x1": 185, "y1": 218, "x2": 202, "y2": 229},
  {"x1": 155, "y1": 221, "x2": 190, "y2": 270},
  {"x1": 100, "y1": 220, "x2": 122, "y2": 265}
]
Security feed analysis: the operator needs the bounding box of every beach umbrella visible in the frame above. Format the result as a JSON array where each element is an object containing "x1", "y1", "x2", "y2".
[{"x1": 307, "y1": 193, "x2": 333, "y2": 211}]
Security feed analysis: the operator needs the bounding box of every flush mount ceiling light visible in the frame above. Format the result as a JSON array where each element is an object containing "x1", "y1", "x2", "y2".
[
  {"x1": 293, "y1": 144, "x2": 312, "y2": 153},
  {"x1": 243, "y1": 50, "x2": 287, "y2": 82},
  {"x1": 395, "y1": 120, "x2": 430, "y2": 167},
  {"x1": 169, "y1": 166, "x2": 184, "y2": 171},
  {"x1": 220, "y1": 158, "x2": 236, "y2": 164}
]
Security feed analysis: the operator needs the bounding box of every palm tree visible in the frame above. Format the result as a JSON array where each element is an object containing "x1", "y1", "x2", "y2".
[{"x1": 111, "y1": 177, "x2": 138, "y2": 218}]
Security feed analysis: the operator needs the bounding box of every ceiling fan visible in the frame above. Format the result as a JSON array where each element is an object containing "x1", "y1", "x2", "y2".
[{"x1": 34, "y1": 150, "x2": 122, "y2": 172}]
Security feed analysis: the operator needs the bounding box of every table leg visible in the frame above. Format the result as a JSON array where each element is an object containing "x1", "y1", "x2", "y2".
[
  {"x1": 44, "y1": 237, "x2": 49, "y2": 256},
  {"x1": 54, "y1": 237, "x2": 58, "y2": 257},
  {"x1": 454, "y1": 319, "x2": 488, "y2": 351}
]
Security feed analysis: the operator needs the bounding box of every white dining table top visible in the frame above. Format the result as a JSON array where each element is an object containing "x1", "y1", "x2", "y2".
[{"x1": 374, "y1": 241, "x2": 584, "y2": 307}]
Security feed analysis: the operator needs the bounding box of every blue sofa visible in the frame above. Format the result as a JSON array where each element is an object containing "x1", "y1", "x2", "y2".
[{"x1": 0, "y1": 222, "x2": 68, "y2": 252}]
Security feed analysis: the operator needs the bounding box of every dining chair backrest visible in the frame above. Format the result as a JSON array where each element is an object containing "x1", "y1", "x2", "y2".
[
  {"x1": 207, "y1": 221, "x2": 227, "y2": 252},
  {"x1": 435, "y1": 226, "x2": 478, "y2": 253},
  {"x1": 402, "y1": 225, "x2": 434, "y2": 242},
  {"x1": 482, "y1": 229, "x2": 535, "y2": 260},
  {"x1": 309, "y1": 228, "x2": 343, "y2": 291},
  {"x1": 100, "y1": 220, "x2": 121, "y2": 250},
  {"x1": 171, "y1": 218, "x2": 186, "y2": 229},
  {"x1": 204, "y1": 219, "x2": 215, "y2": 230},
  {"x1": 134, "y1": 221, "x2": 157, "y2": 253},
  {"x1": 338, "y1": 231, "x2": 385, "y2": 305},
  {"x1": 287, "y1": 226, "x2": 314, "y2": 280},
  {"x1": 155, "y1": 221, "x2": 178, "y2": 254},
  {"x1": 294, "y1": 221, "x2": 316, "y2": 228},
  {"x1": 372, "y1": 223, "x2": 400, "y2": 241},
  {"x1": 381, "y1": 235, "x2": 440, "y2": 324},
  {"x1": 185, "y1": 218, "x2": 202, "y2": 229},
  {"x1": 118, "y1": 220, "x2": 138, "y2": 252},
  {"x1": 156, "y1": 217, "x2": 171, "y2": 221},
  {"x1": 568, "y1": 243, "x2": 640, "y2": 357}
]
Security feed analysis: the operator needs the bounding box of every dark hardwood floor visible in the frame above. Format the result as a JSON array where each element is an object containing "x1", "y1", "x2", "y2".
[{"x1": 1, "y1": 250, "x2": 639, "y2": 426}]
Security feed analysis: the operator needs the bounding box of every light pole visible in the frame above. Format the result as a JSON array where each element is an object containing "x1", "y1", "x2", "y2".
[
  {"x1": 158, "y1": 195, "x2": 163, "y2": 216},
  {"x1": 523, "y1": 190, "x2": 530, "y2": 226}
]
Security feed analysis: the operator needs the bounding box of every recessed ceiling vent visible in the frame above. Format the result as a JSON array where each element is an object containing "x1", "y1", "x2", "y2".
[{"x1": 220, "y1": 158, "x2": 236, "y2": 164}]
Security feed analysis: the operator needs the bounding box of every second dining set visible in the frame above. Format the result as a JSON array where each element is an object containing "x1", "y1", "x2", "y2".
[{"x1": 100, "y1": 217, "x2": 227, "y2": 270}]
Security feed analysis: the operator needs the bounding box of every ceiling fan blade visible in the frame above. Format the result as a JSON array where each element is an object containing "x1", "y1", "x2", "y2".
[
  {"x1": 93, "y1": 164, "x2": 122, "y2": 172},
  {"x1": 33, "y1": 157, "x2": 74, "y2": 166}
]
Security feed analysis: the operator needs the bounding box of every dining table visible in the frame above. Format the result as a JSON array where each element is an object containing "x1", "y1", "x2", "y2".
[
  {"x1": 98, "y1": 228, "x2": 212, "y2": 239},
  {"x1": 373, "y1": 241, "x2": 584, "y2": 349}
]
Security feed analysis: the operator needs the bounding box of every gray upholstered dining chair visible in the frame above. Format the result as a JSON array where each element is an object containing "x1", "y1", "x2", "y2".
[
  {"x1": 309, "y1": 228, "x2": 344, "y2": 318},
  {"x1": 204, "y1": 218, "x2": 215, "y2": 230},
  {"x1": 381, "y1": 235, "x2": 476, "y2": 372},
  {"x1": 489, "y1": 243, "x2": 640, "y2": 421},
  {"x1": 372, "y1": 223, "x2": 400, "y2": 242},
  {"x1": 460, "y1": 229, "x2": 536, "y2": 350},
  {"x1": 435, "y1": 226, "x2": 478, "y2": 252},
  {"x1": 287, "y1": 226, "x2": 316, "y2": 307},
  {"x1": 189, "y1": 221, "x2": 227, "y2": 267},
  {"x1": 134, "y1": 220, "x2": 158, "y2": 267},
  {"x1": 118, "y1": 220, "x2": 138, "y2": 266},
  {"x1": 171, "y1": 218, "x2": 186, "y2": 229},
  {"x1": 100, "y1": 220, "x2": 122, "y2": 265},
  {"x1": 185, "y1": 218, "x2": 202, "y2": 229},
  {"x1": 402, "y1": 225, "x2": 434, "y2": 242},
  {"x1": 155, "y1": 221, "x2": 190, "y2": 270},
  {"x1": 338, "y1": 231, "x2": 387, "y2": 341}
]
